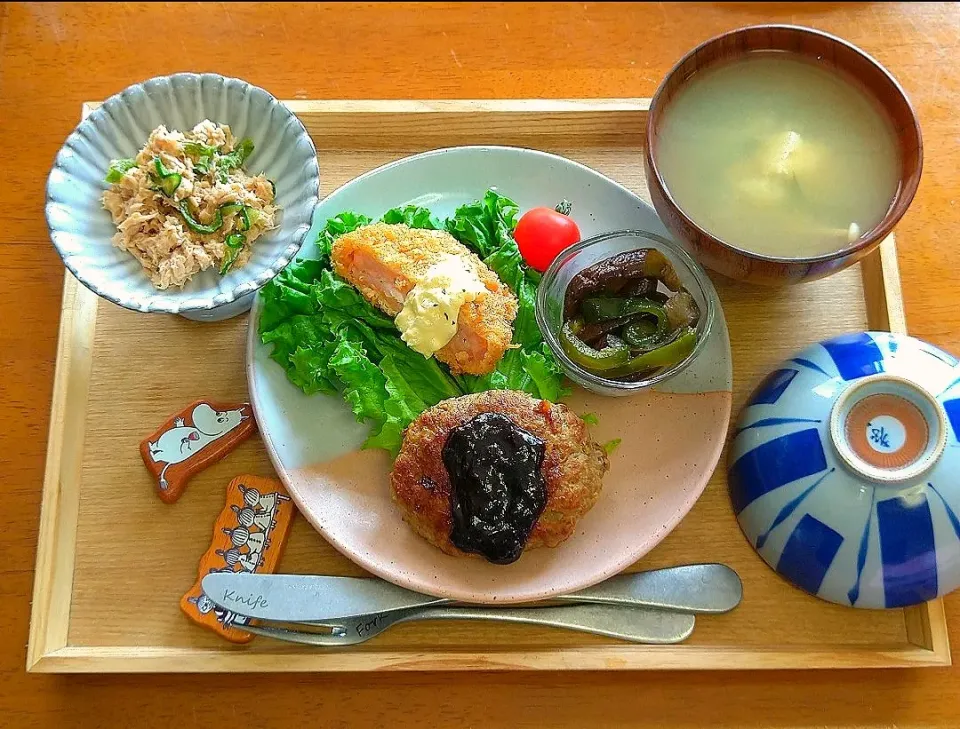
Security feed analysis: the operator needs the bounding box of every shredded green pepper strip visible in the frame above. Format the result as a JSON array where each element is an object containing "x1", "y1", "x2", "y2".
[
  {"x1": 560, "y1": 319, "x2": 630, "y2": 372},
  {"x1": 214, "y1": 139, "x2": 254, "y2": 182},
  {"x1": 152, "y1": 157, "x2": 182, "y2": 197},
  {"x1": 176, "y1": 201, "x2": 252, "y2": 235},
  {"x1": 237, "y1": 207, "x2": 251, "y2": 231},
  {"x1": 177, "y1": 202, "x2": 223, "y2": 234},
  {"x1": 105, "y1": 158, "x2": 136, "y2": 183},
  {"x1": 581, "y1": 296, "x2": 668, "y2": 325},
  {"x1": 219, "y1": 232, "x2": 246, "y2": 275},
  {"x1": 219, "y1": 202, "x2": 243, "y2": 218},
  {"x1": 182, "y1": 141, "x2": 218, "y2": 176},
  {"x1": 622, "y1": 315, "x2": 669, "y2": 350},
  {"x1": 218, "y1": 138, "x2": 254, "y2": 171},
  {"x1": 224, "y1": 232, "x2": 245, "y2": 249},
  {"x1": 219, "y1": 203, "x2": 252, "y2": 231},
  {"x1": 603, "y1": 327, "x2": 698, "y2": 378}
]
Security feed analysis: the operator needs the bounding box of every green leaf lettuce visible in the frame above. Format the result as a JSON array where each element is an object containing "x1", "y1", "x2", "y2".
[{"x1": 258, "y1": 189, "x2": 567, "y2": 455}]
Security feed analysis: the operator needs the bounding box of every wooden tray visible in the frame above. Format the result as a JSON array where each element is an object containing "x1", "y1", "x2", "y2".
[{"x1": 28, "y1": 99, "x2": 951, "y2": 673}]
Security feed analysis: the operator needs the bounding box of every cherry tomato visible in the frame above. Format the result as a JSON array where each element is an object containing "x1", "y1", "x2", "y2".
[{"x1": 514, "y1": 200, "x2": 581, "y2": 273}]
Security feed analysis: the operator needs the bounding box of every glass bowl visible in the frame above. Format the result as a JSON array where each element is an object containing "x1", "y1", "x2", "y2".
[{"x1": 535, "y1": 229, "x2": 716, "y2": 397}]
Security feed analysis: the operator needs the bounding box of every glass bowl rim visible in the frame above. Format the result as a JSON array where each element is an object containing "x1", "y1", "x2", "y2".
[{"x1": 535, "y1": 229, "x2": 717, "y2": 393}]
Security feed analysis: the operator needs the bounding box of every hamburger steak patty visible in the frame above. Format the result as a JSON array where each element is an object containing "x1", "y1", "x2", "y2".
[{"x1": 390, "y1": 390, "x2": 610, "y2": 560}]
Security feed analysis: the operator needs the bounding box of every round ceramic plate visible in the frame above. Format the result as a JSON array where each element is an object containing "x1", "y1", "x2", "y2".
[{"x1": 247, "y1": 146, "x2": 733, "y2": 603}]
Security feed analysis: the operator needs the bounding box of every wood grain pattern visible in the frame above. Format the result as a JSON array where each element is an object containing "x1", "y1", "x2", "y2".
[
  {"x1": 25, "y1": 273, "x2": 98, "y2": 670},
  {"x1": 27, "y1": 102, "x2": 945, "y2": 674},
  {"x1": 5, "y1": 2, "x2": 960, "y2": 727}
]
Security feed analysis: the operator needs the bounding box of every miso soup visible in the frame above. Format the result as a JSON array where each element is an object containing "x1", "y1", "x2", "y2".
[{"x1": 656, "y1": 52, "x2": 900, "y2": 258}]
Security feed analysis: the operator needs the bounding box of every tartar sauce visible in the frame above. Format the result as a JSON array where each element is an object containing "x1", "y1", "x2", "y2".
[{"x1": 395, "y1": 254, "x2": 486, "y2": 357}]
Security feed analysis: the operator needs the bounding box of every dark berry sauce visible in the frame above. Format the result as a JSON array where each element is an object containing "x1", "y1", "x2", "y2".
[{"x1": 441, "y1": 412, "x2": 547, "y2": 564}]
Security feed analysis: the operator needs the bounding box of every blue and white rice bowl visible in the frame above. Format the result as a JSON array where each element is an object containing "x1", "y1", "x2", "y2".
[{"x1": 729, "y1": 331, "x2": 960, "y2": 609}]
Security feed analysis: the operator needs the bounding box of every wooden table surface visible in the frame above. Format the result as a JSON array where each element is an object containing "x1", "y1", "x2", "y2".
[{"x1": 3, "y1": 2, "x2": 960, "y2": 726}]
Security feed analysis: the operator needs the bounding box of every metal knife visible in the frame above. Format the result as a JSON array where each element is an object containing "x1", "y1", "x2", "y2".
[{"x1": 201, "y1": 563, "x2": 741, "y2": 623}]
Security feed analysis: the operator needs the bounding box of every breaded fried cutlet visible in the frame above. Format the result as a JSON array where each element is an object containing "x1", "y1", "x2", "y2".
[
  {"x1": 390, "y1": 390, "x2": 609, "y2": 559},
  {"x1": 330, "y1": 223, "x2": 518, "y2": 375}
]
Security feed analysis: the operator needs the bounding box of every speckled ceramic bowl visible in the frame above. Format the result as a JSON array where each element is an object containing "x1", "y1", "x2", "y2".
[
  {"x1": 45, "y1": 73, "x2": 320, "y2": 321},
  {"x1": 730, "y1": 331, "x2": 960, "y2": 609}
]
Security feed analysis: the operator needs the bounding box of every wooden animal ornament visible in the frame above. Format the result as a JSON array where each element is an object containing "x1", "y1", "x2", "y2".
[
  {"x1": 181, "y1": 474, "x2": 295, "y2": 643},
  {"x1": 140, "y1": 399, "x2": 257, "y2": 503}
]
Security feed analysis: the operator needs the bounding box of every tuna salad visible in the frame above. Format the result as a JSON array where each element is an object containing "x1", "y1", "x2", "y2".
[{"x1": 102, "y1": 120, "x2": 278, "y2": 289}]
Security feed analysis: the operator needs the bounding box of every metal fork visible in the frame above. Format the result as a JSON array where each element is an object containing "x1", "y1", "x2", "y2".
[{"x1": 242, "y1": 603, "x2": 695, "y2": 646}]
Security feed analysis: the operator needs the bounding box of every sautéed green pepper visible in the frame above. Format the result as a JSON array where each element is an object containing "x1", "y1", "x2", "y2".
[{"x1": 560, "y1": 247, "x2": 701, "y2": 382}]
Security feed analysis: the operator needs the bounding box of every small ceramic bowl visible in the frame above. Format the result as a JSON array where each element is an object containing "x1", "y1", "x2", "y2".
[
  {"x1": 729, "y1": 331, "x2": 960, "y2": 608},
  {"x1": 45, "y1": 73, "x2": 320, "y2": 321},
  {"x1": 535, "y1": 229, "x2": 715, "y2": 396},
  {"x1": 645, "y1": 24, "x2": 923, "y2": 285}
]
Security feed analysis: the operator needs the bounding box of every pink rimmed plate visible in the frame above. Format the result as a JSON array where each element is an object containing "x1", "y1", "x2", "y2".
[{"x1": 247, "y1": 146, "x2": 732, "y2": 603}]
